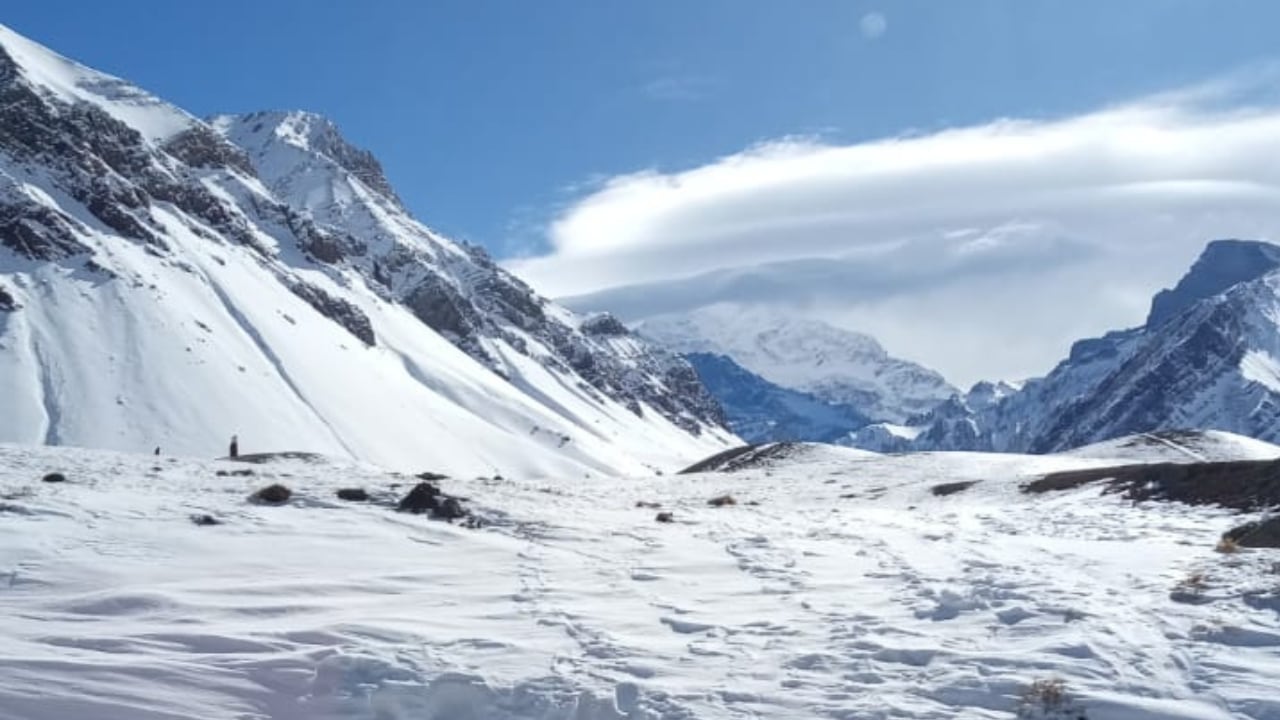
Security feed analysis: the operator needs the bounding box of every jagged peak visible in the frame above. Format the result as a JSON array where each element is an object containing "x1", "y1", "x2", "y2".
[
  {"x1": 211, "y1": 110, "x2": 403, "y2": 208},
  {"x1": 1146, "y1": 239, "x2": 1280, "y2": 328}
]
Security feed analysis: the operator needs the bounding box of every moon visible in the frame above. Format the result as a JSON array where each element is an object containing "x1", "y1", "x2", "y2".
[{"x1": 860, "y1": 12, "x2": 888, "y2": 40}]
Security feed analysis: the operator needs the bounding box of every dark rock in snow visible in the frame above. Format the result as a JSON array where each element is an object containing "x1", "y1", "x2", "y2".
[
  {"x1": 708, "y1": 494, "x2": 737, "y2": 507},
  {"x1": 655, "y1": 512, "x2": 675, "y2": 523},
  {"x1": 397, "y1": 482, "x2": 441, "y2": 514},
  {"x1": 41, "y1": 472, "x2": 66, "y2": 483},
  {"x1": 190, "y1": 514, "x2": 221, "y2": 526},
  {"x1": 932, "y1": 481, "x2": 979, "y2": 497},
  {"x1": 163, "y1": 126, "x2": 254, "y2": 175},
  {"x1": 636, "y1": 501, "x2": 662, "y2": 509},
  {"x1": 580, "y1": 312, "x2": 630, "y2": 337},
  {"x1": 1027, "y1": 459, "x2": 1280, "y2": 511},
  {"x1": 434, "y1": 497, "x2": 466, "y2": 520},
  {"x1": 1224, "y1": 516, "x2": 1280, "y2": 548},
  {"x1": 252, "y1": 483, "x2": 292, "y2": 505},
  {"x1": 415, "y1": 471, "x2": 448, "y2": 481},
  {"x1": 0, "y1": 283, "x2": 18, "y2": 312},
  {"x1": 680, "y1": 443, "x2": 801, "y2": 474},
  {"x1": 288, "y1": 280, "x2": 376, "y2": 346},
  {"x1": 336, "y1": 488, "x2": 369, "y2": 502}
]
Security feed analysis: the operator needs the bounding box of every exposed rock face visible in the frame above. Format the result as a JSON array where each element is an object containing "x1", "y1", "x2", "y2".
[
  {"x1": 163, "y1": 126, "x2": 254, "y2": 175},
  {"x1": 288, "y1": 280, "x2": 375, "y2": 346},
  {"x1": 581, "y1": 313, "x2": 629, "y2": 337},
  {"x1": 1225, "y1": 516, "x2": 1280, "y2": 548},
  {"x1": 685, "y1": 352, "x2": 867, "y2": 443},
  {"x1": 1146, "y1": 240, "x2": 1280, "y2": 328}
]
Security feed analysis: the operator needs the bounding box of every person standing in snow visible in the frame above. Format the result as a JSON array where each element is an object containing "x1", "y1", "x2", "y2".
[{"x1": 229, "y1": 434, "x2": 239, "y2": 459}]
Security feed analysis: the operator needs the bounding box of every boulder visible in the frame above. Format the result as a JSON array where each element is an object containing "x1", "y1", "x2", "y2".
[
  {"x1": 190, "y1": 514, "x2": 221, "y2": 526},
  {"x1": 252, "y1": 483, "x2": 292, "y2": 505},
  {"x1": 336, "y1": 488, "x2": 370, "y2": 502},
  {"x1": 656, "y1": 512, "x2": 675, "y2": 523},
  {"x1": 434, "y1": 497, "x2": 466, "y2": 520},
  {"x1": 932, "y1": 481, "x2": 979, "y2": 497},
  {"x1": 397, "y1": 482, "x2": 441, "y2": 514},
  {"x1": 708, "y1": 494, "x2": 737, "y2": 507},
  {"x1": 41, "y1": 472, "x2": 66, "y2": 483},
  {"x1": 1224, "y1": 516, "x2": 1280, "y2": 548}
]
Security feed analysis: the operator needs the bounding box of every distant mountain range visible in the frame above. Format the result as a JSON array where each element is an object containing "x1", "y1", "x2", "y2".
[
  {"x1": 620, "y1": 239, "x2": 1280, "y2": 454},
  {"x1": 855, "y1": 238, "x2": 1280, "y2": 452}
]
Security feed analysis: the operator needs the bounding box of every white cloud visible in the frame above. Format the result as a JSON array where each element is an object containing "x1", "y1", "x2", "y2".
[
  {"x1": 505, "y1": 73, "x2": 1280, "y2": 386},
  {"x1": 860, "y1": 12, "x2": 888, "y2": 40}
]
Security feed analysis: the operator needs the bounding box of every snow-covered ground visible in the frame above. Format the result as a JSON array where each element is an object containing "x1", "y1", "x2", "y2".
[{"x1": 2, "y1": 438, "x2": 1279, "y2": 719}]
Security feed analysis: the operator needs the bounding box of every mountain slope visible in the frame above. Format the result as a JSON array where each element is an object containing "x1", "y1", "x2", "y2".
[
  {"x1": 863, "y1": 240, "x2": 1280, "y2": 453},
  {"x1": 0, "y1": 24, "x2": 732, "y2": 476},
  {"x1": 637, "y1": 305, "x2": 957, "y2": 425}
]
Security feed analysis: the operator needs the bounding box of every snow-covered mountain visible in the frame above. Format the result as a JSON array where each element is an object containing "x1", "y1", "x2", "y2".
[
  {"x1": 683, "y1": 352, "x2": 868, "y2": 443},
  {"x1": 636, "y1": 305, "x2": 957, "y2": 425},
  {"x1": 856, "y1": 239, "x2": 1280, "y2": 453},
  {"x1": 0, "y1": 24, "x2": 732, "y2": 476}
]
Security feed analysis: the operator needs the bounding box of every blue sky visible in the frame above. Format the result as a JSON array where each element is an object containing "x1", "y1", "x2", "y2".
[{"x1": 7, "y1": 1, "x2": 1280, "y2": 258}]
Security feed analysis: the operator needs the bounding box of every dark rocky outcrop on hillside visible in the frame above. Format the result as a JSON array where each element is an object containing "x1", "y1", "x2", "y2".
[
  {"x1": 1026, "y1": 459, "x2": 1280, "y2": 511},
  {"x1": 288, "y1": 280, "x2": 375, "y2": 346}
]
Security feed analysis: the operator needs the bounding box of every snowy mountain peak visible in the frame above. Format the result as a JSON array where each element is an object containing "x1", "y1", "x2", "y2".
[
  {"x1": 638, "y1": 304, "x2": 956, "y2": 424},
  {"x1": 211, "y1": 111, "x2": 404, "y2": 210},
  {"x1": 1146, "y1": 238, "x2": 1280, "y2": 328}
]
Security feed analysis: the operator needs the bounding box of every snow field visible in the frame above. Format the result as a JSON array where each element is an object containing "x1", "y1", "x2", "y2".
[{"x1": 2, "y1": 440, "x2": 1279, "y2": 718}]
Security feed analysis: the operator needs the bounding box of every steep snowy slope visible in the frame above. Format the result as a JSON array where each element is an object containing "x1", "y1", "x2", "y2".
[
  {"x1": 637, "y1": 305, "x2": 956, "y2": 424},
  {"x1": 859, "y1": 240, "x2": 1280, "y2": 454},
  {"x1": 4, "y1": 442, "x2": 1280, "y2": 718},
  {"x1": 0, "y1": 24, "x2": 732, "y2": 476}
]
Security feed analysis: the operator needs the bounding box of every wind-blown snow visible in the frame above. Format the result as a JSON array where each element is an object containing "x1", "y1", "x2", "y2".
[{"x1": 3, "y1": 442, "x2": 1279, "y2": 719}]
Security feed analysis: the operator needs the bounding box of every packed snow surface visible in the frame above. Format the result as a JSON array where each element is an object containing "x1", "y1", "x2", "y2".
[{"x1": 3, "y1": 441, "x2": 1280, "y2": 719}]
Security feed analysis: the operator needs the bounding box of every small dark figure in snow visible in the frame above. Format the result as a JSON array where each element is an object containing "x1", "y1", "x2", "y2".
[
  {"x1": 229, "y1": 434, "x2": 239, "y2": 459},
  {"x1": 154, "y1": 447, "x2": 161, "y2": 456}
]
